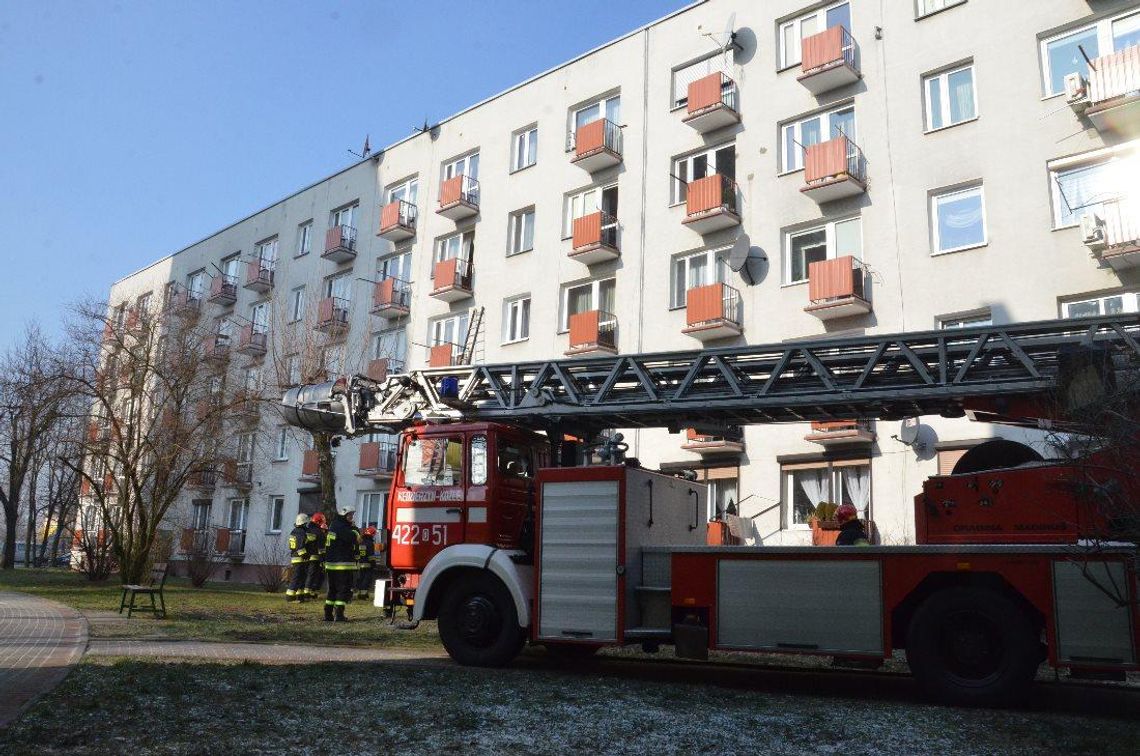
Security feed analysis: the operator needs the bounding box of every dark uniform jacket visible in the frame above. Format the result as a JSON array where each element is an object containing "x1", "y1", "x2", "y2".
[
  {"x1": 304, "y1": 522, "x2": 325, "y2": 562},
  {"x1": 836, "y1": 519, "x2": 869, "y2": 546},
  {"x1": 323, "y1": 515, "x2": 361, "y2": 570},
  {"x1": 287, "y1": 525, "x2": 312, "y2": 564},
  {"x1": 360, "y1": 532, "x2": 377, "y2": 565}
]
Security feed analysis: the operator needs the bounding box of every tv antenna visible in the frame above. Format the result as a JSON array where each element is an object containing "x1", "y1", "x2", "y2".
[{"x1": 701, "y1": 12, "x2": 740, "y2": 62}]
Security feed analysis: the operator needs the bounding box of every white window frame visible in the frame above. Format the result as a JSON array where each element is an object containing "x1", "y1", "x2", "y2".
[
  {"x1": 331, "y1": 203, "x2": 358, "y2": 230},
  {"x1": 923, "y1": 63, "x2": 977, "y2": 132},
  {"x1": 187, "y1": 270, "x2": 205, "y2": 298},
  {"x1": 916, "y1": 0, "x2": 966, "y2": 19},
  {"x1": 930, "y1": 184, "x2": 987, "y2": 255},
  {"x1": 250, "y1": 301, "x2": 269, "y2": 333},
  {"x1": 569, "y1": 94, "x2": 621, "y2": 149},
  {"x1": 379, "y1": 251, "x2": 412, "y2": 283},
  {"x1": 297, "y1": 221, "x2": 312, "y2": 257},
  {"x1": 508, "y1": 207, "x2": 535, "y2": 256},
  {"x1": 511, "y1": 126, "x2": 538, "y2": 172},
  {"x1": 1040, "y1": 10, "x2": 1140, "y2": 97},
  {"x1": 373, "y1": 328, "x2": 408, "y2": 367},
  {"x1": 358, "y1": 492, "x2": 385, "y2": 529},
  {"x1": 267, "y1": 496, "x2": 285, "y2": 533},
  {"x1": 286, "y1": 355, "x2": 300, "y2": 387},
  {"x1": 559, "y1": 278, "x2": 616, "y2": 332},
  {"x1": 386, "y1": 177, "x2": 419, "y2": 205},
  {"x1": 778, "y1": 1, "x2": 851, "y2": 70},
  {"x1": 237, "y1": 432, "x2": 255, "y2": 465},
  {"x1": 442, "y1": 152, "x2": 479, "y2": 181},
  {"x1": 434, "y1": 229, "x2": 475, "y2": 265},
  {"x1": 1061, "y1": 291, "x2": 1139, "y2": 319},
  {"x1": 670, "y1": 248, "x2": 730, "y2": 309},
  {"x1": 256, "y1": 236, "x2": 279, "y2": 267},
  {"x1": 780, "y1": 105, "x2": 856, "y2": 174},
  {"x1": 430, "y1": 312, "x2": 470, "y2": 349},
  {"x1": 782, "y1": 460, "x2": 871, "y2": 530},
  {"x1": 783, "y1": 216, "x2": 862, "y2": 285},
  {"x1": 502, "y1": 296, "x2": 531, "y2": 345},
  {"x1": 324, "y1": 273, "x2": 352, "y2": 302},
  {"x1": 563, "y1": 184, "x2": 618, "y2": 238},
  {"x1": 289, "y1": 286, "x2": 305, "y2": 322},
  {"x1": 228, "y1": 498, "x2": 249, "y2": 533},
  {"x1": 1048, "y1": 148, "x2": 1130, "y2": 230},
  {"x1": 939, "y1": 311, "x2": 992, "y2": 329},
  {"x1": 274, "y1": 427, "x2": 288, "y2": 461},
  {"x1": 221, "y1": 254, "x2": 241, "y2": 283},
  {"x1": 670, "y1": 54, "x2": 723, "y2": 110},
  {"x1": 671, "y1": 143, "x2": 736, "y2": 205}
]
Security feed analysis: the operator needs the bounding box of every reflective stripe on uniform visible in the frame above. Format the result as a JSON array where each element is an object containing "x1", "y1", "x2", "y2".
[{"x1": 324, "y1": 562, "x2": 357, "y2": 571}]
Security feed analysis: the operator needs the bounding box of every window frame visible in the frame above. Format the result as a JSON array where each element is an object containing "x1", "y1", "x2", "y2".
[
  {"x1": 378, "y1": 250, "x2": 413, "y2": 284},
  {"x1": 781, "y1": 459, "x2": 872, "y2": 530},
  {"x1": 922, "y1": 62, "x2": 978, "y2": 132},
  {"x1": 783, "y1": 216, "x2": 863, "y2": 286},
  {"x1": 256, "y1": 236, "x2": 279, "y2": 267},
  {"x1": 930, "y1": 183, "x2": 988, "y2": 255},
  {"x1": 778, "y1": 1, "x2": 851, "y2": 71},
  {"x1": 1047, "y1": 149, "x2": 1128, "y2": 230},
  {"x1": 568, "y1": 94, "x2": 621, "y2": 150},
  {"x1": 331, "y1": 203, "x2": 358, "y2": 230},
  {"x1": 779, "y1": 104, "x2": 856, "y2": 174},
  {"x1": 915, "y1": 0, "x2": 966, "y2": 20},
  {"x1": 429, "y1": 312, "x2": 470, "y2": 349},
  {"x1": 1060, "y1": 291, "x2": 1140, "y2": 318},
  {"x1": 670, "y1": 247, "x2": 730, "y2": 309},
  {"x1": 510, "y1": 126, "x2": 538, "y2": 173},
  {"x1": 502, "y1": 295, "x2": 532, "y2": 345},
  {"x1": 267, "y1": 496, "x2": 285, "y2": 534},
  {"x1": 559, "y1": 277, "x2": 616, "y2": 332},
  {"x1": 939, "y1": 311, "x2": 993, "y2": 329},
  {"x1": 671, "y1": 142, "x2": 736, "y2": 206},
  {"x1": 373, "y1": 328, "x2": 408, "y2": 365},
  {"x1": 442, "y1": 152, "x2": 480, "y2": 181},
  {"x1": 296, "y1": 221, "x2": 313, "y2": 257},
  {"x1": 563, "y1": 183, "x2": 618, "y2": 238},
  {"x1": 385, "y1": 177, "x2": 419, "y2": 205},
  {"x1": 1039, "y1": 10, "x2": 1140, "y2": 98},
  {"x1": 324, "y1": 272, "x2": 352, "y2": 302},
  {"x1": 507, "y1": 207, "x2": 535, "y2": 256},
  {"x1": 274, "y1": 427, "x2": 288, "y2": 461},
  {"x1": 358, "y1": 492, "x2": 385, "y2": 528},
  {"x1": 670, "y1": 54, "x2": 723, "y2": 110}
]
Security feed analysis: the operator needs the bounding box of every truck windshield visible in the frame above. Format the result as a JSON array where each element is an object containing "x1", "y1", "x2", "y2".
[{"x1": 402, "y1": 437, "x2": 464, "y2": 486}]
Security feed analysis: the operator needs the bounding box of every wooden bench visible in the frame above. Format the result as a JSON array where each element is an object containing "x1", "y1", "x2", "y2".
[{"x1": 119, "y1": 561, "x2": 169, "y2": 618}]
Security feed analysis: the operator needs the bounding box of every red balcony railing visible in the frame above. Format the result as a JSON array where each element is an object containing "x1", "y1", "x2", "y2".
[
  {"x1": 371, "y1": 277, "x2": 411, "y2": 315},
  {"x1": 244, "y1": 259, "x2": 274, "y2": 292},
  {"x1": 236, "y1": 323, "x2": 268, "y2": 356},
  {"x1": 300, "y1": 449, "x2": 319, "y2": 481},
  {"x1": 428, "y1": 344, "x2": 456, "y2": 368},
  {"x1": 430, "y1": 258, "x2": 473, "y2": 298},
  {"x1": 169, "y1": 285, "x2": 202, "y2": 317},
  {"x1": 358, "y1": 441, "x2": 398, "y2": 476},
  {"x1": 808, "y1": 256, "x2": 866, "y2": 304},
  {"x1": 366, "y1": 358, "x2": 390, "y2": 382},
  {"x1": 438, "y1": 175, "x2": 480, "y2": 214},
  {"x1": 570, "y1": 119, "x2": 623, "y2": 171},
  {"x1": 685, "y1": 174, "x2": 739, "y2": 218},
  {"x1": 203, "y1": 333, "x2": 231, "y2": 362},
  {"x1": 687, "y1": 72, "x2": 739, "y2": 115},
  {"x1": 571, "y1": 211, "x2": 619, "y2": 253},
  {"x1": 208, "y1": 274, "x2": 238, "y2": 306},
  {"x1": 682, "y1": 427, "x2": 745, "y2": 453},
  {"x1": 803, "y1": 135, "x2": 865, "y2": 187},
  {"x1": 379, "y1": 199, "x2": 417, "y2": 238},
  {"x1": 567, "y1": 310, "x2": 617, "y2": 355},
  {"x1": 686, "y1": 283, "x2": 741, "y2": 328},
  {"x1": 316, "y1": 297, "x2": 350, "y2": 335},
  {"x1": 802, "y1": 25, "x2": 856, "y2": 75},
  {"x1": 323, "y1": 225, "x2": 357, "y2": 261},
  {"x1": 222, "y1": 458, "x2": 252, "y2": 488}
]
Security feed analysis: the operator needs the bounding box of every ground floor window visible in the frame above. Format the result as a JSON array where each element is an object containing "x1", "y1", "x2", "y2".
[
  {"x1": 782, "y1": 460, "x2": 871, "y2": 528},
  {"x1": 267, "y1": 496, "x2": 285, "y2": 533},
  {"x1": 358, "y1": 491, "x2": 385, "y2": 529}
]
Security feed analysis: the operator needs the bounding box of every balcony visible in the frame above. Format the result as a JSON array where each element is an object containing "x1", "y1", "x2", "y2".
[
  {"x1": 801, "y1": 136, "x2": 866, "y2": 203},
  {"x1": 797, "y1": 25, "x2": 860, "y2": 96},
  {"x1": 682, "y1": 283, "x2": 743, "y2": 342},
  {"x1": 243, "y1": 260, "x2": 274, "y2": 293},
  {"x1": 378, "y1": 199, "x2": 417, "y2": 240},
  {"x1": 428, "y1": 344, "x2": 458, "y2": 368},
  {"x1": 681, "y1": 427, "x2": 744, "y2": 455},
  {"x1": 437, "y1": 175, "x2": 479, "y2": 220},
  {"x1": 371, "y1": 277, "x2": 411, "y2": 319},
  {"x1": 357, "y1": 441, "x2": 398, "y2": 478},
  {"x1": 125, "y1": 307, "x2": 146, "y2": 336},
  {"x1": 300, "y1": 449, "x2": 320, "y2": 483},
  {"x1": 565, "y1": 310, "x2": 617, "y2": 357},
  {"x1": 804, "y1": 256, "x2": 871, "y2": 320},
  {"x1": 366, "y1": 357, "x2": 399, "y2": 382},
  {"x1": 223, "y1": 529, "x2": 246, "y2": 561},
  {"x1": 187, "y1": 469, "x2": 218, "y2": 490},
  {"x1": 1083, "y1": 197, "x2": 1140, "y2": 270},
  {"x1": 322, "y1": 225, "x2": 357, "y2": 263},
  {"x1": 682, "y1": 174, "x2": 740, "y2": 234},
  {"x1": 207, "y1": 275, "x2": 237, "y2": 307},
  {"x1": 169, "y1": 286, "x2": 202, "y2": 318},
  {"x1": 222, "y1": 458, "x2": 252, "y2": 489},
  {"x1": 181, "y1": 528, "x2": 213, "y2": 555},
  {"x1": 804, "y1": 419, "x2": 875, "y2": 446},
  {"x1": 1084, "y1": 45, "x2": 1140, "y2": 138},
  {"x1": 235, "y1": 324, "x2": 268, "y2": 357},
  {"x1": 429, "y1": 258, "x2": 473, "y2": 302},
  {"x1": 569, "y1": 211, "x2": 620, "y2": 265},
  {"x1": 315, "y1": 297, "x2": 350, "y2": 337},
  {"x1": 570, "y1": 118, "x2": 623, "y2": 173},
  {"x1": 203, "y1": 333, "x2": 231, "y2": 364},
  {"x1": 682, "y1": 72, "x2": 740, "y2": 134}
]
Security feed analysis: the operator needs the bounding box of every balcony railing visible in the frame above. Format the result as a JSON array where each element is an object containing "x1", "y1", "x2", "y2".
[
  {"x1": 236, "y1": 324, "x2": 268, "y2": 356},
  {"x1": 203, "y1": 333, "x2": 231, "y2": 363},
  {"x1": 358, "y1": 441, "x2": 398, "y2": 477},
  {"x1": 169, "y1": 286, "x2": 202, "y2": 317},
  {"x1": 371, "y1": 277, "x2": 411, "y2": 317},
  {"x1": 683, "y1": 282, "x2": 743, "y2": 342},
  {"x1": 222, "y1": 459, "x2": 252, "y2": 488},
  {"x1": 315, "y1": 296, "x2": 350, "y2": 336},
  {"x1": 379, "y1": 199, "x2": 417, "y2": 240},
  {"x1": 437, "y1": 175, "x2": 480, "y2": 219},
  {"x1": 683, "y1": 174, "x2": 741, "y2": 234},
  {"x1": 300, "y1": 449, "x2": 319, "y2": 482},
  {"x1": 1085, "y1": 197, "x2": 1140, "y2": 270},
  {"x1": 681, "y1": 426, "x2": 745, "y2": 454},
  {"x1": 570, "y1": 211, "x2": 620, "y2": 264},
  {"x1": 430, "y1": 258, "x2": 473, "y2": 302},
  {"x1": 181, "y1": 528, "x2": 213, "y2": 555},
  {"x1": 322, "y1": 225, "x2": 358, "y2": 263},
  {"x1": 805, "y1": 418, "x2": 876, "y2": 445},
  {"x1": 566, "y1": 309, "x2": 617, "y2": 356},
  {"x1": 805, "y1": 255, "x2": 871, "y2": 320},
  {"x1": 798, "y1": 25, "x2": 860, "y2": 95},
  {"x1": 224, "y1": 529, "x2": 247, "y2": 560},
  {"x1": 801, "y1": 136, "x2": 866, "y2": 203},
  {"x1": 188, "y1": 469, "x2": 218, "y2": 489},
  {"x1": 428, "y1": 343, "x2": 458, "y2": 368},
  {"x1": 1085, "y1": 44, "x2": 1140, "y2": 137},
  {"x1": 570, "y1": 118, "x2": 623, "y2": 172},
  {"x1": 682, "y1": 72, "x2": 740, "y2": 133},
  {"x1": 243, "y1": 259, "x2": 274, "y2": 292},
  {"x1": 207, "y1": 274, "x2": 238, "y2": 306}
]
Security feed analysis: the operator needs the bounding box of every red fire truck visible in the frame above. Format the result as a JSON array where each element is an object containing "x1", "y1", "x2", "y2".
[{"x1": 283, "y1": 315, "x2": 1140, "y2": 705}]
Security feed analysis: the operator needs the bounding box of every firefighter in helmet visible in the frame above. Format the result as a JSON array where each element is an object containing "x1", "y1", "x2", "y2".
[
  {"x1": 323, "y1": 505, "x2": 362, "y2": 622},
  {"x1": 285, "y1": 513, "x2": 314, "y2": 601},
  {"x1": 305, "y1": 512, "x2": 328, "y2": 599},
  {"x1": 834, "y1": 503, "x2": 870, "y2": 546},
  {"x1": 356, "y1": 525, "x2": 379, "y2": 599}
]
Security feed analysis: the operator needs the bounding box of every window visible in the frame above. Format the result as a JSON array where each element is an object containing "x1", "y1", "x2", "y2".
[
  {"x1": 379, "y1": 251, "x2": 412, "y2": 283},
  {"x1": 916, "y1": 0, "x2": 965, "y2": 18},
  {"x1": 332, "y1": 203, "x2": 358, "y2": 230},
  {"x1": 285, "y1": 355, "x2": 301, "y2": 387},
  {"x1": 251, "y1": 301, "x2": 269, "y2": 335},
  {"x1": 373, "y1": 328, "x2": 408, "y2": 365},
  {"x1": 221, "y1": 254, "x2": 241, "y2": 283},
  {"x1": 671, "y1": 249, "x2": 729, "y2": 308},
  {"x1": 1062, "y1": 291, "x2": 1139, "y2": 318},
  {"x1": 242, "y1": 365, "x2": 260, "y2": 394},
  {"x1": 358, "y1": 492, "x2": 385, "y2": 528},
  {"x1": 940, "y1": 311, "x2": 992, "y2": 329},
  {"x1": 564, "y1": 185, "x2": 618, "y2": 237},
  {"x1": 289, "y1": 286, "x2": 305, "y2": 322},
  {"x1": 924, "y1": 63, "x2": 976, "y2": 131},
  {"x1": 1049, "y1": 151, "x2": 1130, "y2": 229},
  {"x1": 671, "y1": 55, "x2": 724, "y2": 109},
  {"x1": 435, "y1": 230, "x2": 475, "y2": 266},
  {"x1": 931, "y1": 185, "x2": 986, "y2": 254},
  {"x1": 297, "y1": 221, "x2": 313, "y2": 256},
  {"x1": 187, "y1": 270, "x2": 206, "y2": 299},
  {"x1": 502, "y1": 296, "x2": 531, "y2": 344},
  {"x1": 323, "y1": 345, "x2": 343, "y2": 377},
  {"x1": 324, "y1": 273, "x2": 352, "y2": 302},
  {"x1": 442, "y1": 153, "x2": 479, "y2": 181},
  {"x1": 401, "y1": 436, "x2": 464, "y2": 486},
  {"x1": 471, "y1": 435, "x2": 488, "y2": 486},
  {"x1": 781, "y1": 106, "x2": 855, "y2": 172},
  {"x1": 430, "y1": 312, "x2": 470, "y2": 349},
  {"x1": 256, "y1": 237, "x2": 279, "y2": 268},
  {"x1": 228, "y1": 498, "x2": 249, "y2": 540},
  {"x1": 1041, "y1": 11, "x2": 1140, "y2": 96},
  {"x1": 508, "y1": 208, "x2": 535, "y2": 256},
  {"x1": 784, "y1": 216, "x2": 862, "y2": 284},
  {"x1": 136, "y1": 292, "x2": 152, "y2": 317},
  {"x1": 191, "y1": 500, "x2": 211, "y2": 530},
  {"x1": 268, "y1": 496, "x2": 284, "y2": 533},
  {"x1": 386, "y1": 177, "x2": 418, "y2": 205},
  {"x1": 237, "y1": 432, "x2": 255, "y2": 464},
  {"x1": 779, "y1": 1, "x2": 851, "y2": 69},
  {"x1": 570, "y1": 94, "x2": 621, "y2": 147},
  {"x1": 511, "y1": 126, "x2": 538, "y2": 172},
  {"x1": 561, "y1": 278, "x2": 616, "y2": 331},
  {"x1": 274, "y1": 427, "x2": 288, "y2": 460},
  {"x1": 672, "y1": 144, "x2": 735, "y2": 204},
  {"x1": 783, "y1": 461, "x2": 871, "y2": 528},
  {"x1": 709, "y1": 477, "x2": 738, "y2": 521},
  {"x1": 497, "y1": 441, "x2": 534, "y2": 480}
]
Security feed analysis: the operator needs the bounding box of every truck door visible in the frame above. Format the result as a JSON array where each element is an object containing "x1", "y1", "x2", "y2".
[
  {"x1": 489, "y1": 433, "x2": 536, "y2": 549},
  {"x1": 388, "y1": 432, "x2": 467, "y2": 573}
]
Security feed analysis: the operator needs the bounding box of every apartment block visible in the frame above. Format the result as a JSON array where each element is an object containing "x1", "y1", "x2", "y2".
[{"x1": 100, "y1": 0, "x2": 1140, "y2": 576}]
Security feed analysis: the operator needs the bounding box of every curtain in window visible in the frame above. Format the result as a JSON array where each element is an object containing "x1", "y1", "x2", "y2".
[
  {"x1": 599, "y1": 280, "x2": 616, "y2": 315},
  {"x1": 569, "y1": 286, "x2": 592, "y2": 318},
  {"x1": 843, "y1": 466, "x2": 871, "y2": 518},
  {"x1": 797, "y1": 469, "x2": 827, "y2": 509},
  {"x1": 948, "y1": 68, "x2": 975, "y2": 123}
]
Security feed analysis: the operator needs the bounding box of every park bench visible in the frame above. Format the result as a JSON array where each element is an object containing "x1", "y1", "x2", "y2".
[{"x1": 119, "y1": 561, "x2": 169, "y2": 618}]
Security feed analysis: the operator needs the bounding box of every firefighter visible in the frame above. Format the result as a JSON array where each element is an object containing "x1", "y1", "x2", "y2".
[
  {"x1": 323, "y1": 505, "x2": 362, "y2": 622},
  {"x1": 285, "y1": 514, "x2": 313, "y2": 601},
  {"x1": 834, "y1": 503, "x2": 870, "y2": 546},
  {"x1": 356, "y1": 526, "x2": 378, "y2": 599},
  {"x1": 305, "y1": 512, "x2": 328, "y2": 599}
]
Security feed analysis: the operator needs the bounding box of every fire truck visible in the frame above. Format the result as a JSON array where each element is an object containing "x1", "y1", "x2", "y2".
[{"x1": 283, "y1": 314, "x2": 1140, "y2": 705}]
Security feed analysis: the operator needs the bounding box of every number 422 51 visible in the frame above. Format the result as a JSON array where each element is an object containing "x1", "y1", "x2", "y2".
[{"x1": 392, "y1": 524, "x2": 447, "y2": 546}]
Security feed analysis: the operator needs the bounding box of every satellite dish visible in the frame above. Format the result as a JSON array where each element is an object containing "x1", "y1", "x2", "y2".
[
  {"x1": 727, "y1": 233, "x2": 755, "y2": 285},
  {"x1": 898, "y1": 417, "x2": 920, "y2": 445},
  {"x1": 703, "y1": 12, "x2": 740, "y2": 56}
]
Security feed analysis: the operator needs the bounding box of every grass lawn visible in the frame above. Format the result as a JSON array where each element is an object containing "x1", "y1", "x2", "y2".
[
  {"x1": 0, "y1": 567, "x2": 440, "y2": 650},
  {"x1": 2, "y1": 657, "x2": 1138, "y2": 755}
]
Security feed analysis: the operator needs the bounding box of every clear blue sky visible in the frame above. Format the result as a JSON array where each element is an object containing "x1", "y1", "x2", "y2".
[{"x1": 0, "y1": 0, "x2": 682, "y2": 348}]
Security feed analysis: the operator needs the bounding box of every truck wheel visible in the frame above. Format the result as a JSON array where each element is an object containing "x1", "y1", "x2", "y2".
[
  {"x1": 438, "y1": 572, "x2": 525, "y2": 667},
  {"x1": 905, "y1": 586, "x2": 1040, "y2": 706}
]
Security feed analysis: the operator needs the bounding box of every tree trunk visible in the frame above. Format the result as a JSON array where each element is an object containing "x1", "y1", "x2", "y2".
[
  {"x1": 315, "y1": 432, "x2": 337, "y2": 517},
  {"x1": 1, "y1": 507, "x2": 16, "y2": 570}
]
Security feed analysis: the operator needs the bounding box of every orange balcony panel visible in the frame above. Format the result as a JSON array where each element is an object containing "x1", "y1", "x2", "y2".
[
  {"x1": 571, "y1": 119, "x2": 622, "y2": 172},
  {"x1": 805, "y1": 256, "x2": 870, "y2": 321},
  {"x1": 681, "y1": 427, "x2": 744, "y2": 454},
  {"x1": 437, "y1": 175, "x2": 479, "y2": 220},
  {"x1": 357, "y1": 441, "x2": 397, "y2": 478},
  {"x1": 805, "y1": 419, "x2": 876, "y2": 446},
  {"x1": 322, "y1": 225, "x2": 357, "y2": 263},
  {"x1": 371, "y1": 278, "x2": 410, "y2": 318},
  {"x1": 315, "y1": 297, "x2": 350, "y2": 336},
  {"x1": 300, "y1": 449, "x2": 319, "y2": 482},
  {"x1": 207, "y1": 275, "x2": 237, "y2": 306},
  {"x1": 378, "y1": 199, "x2": 417, "y2": 240},
  {"x1": 565, "y1": 310, "x2": 617, "y2": 357},
  {"x1": 569, "y1": 211, "x2": 620, "y2": 265},
  {"x1": 683, "y1": 283, "x2": 742, "y2": 342},
  {"x1": 430, "y1": 258, "x2": 473, "y2": 302},
  {"x1": 682, "y1": 72, "x2": 740, "y2": 133},
  {"x1": 428, "y1": 344, "x2": 455, "y2": 368},
  {"x1": 797, "y1": 25, "x2": 860, "y2": 96},
  {"x1": 203, "y1": 334, "x2": 231, "y2": 364},
  {"x1": 366, "y1": 358, "x2": 390, "y2": 382},
  {"x1": 235, "y1": 324, "x2": 268, "y2": 356},
  {"x1": 243, "y1": 260, "x2": 274, "y2": 293},
  {"x1": 682, "y1": 174, "x2": 740, "y2": 234},
  {"x1": 801, "y1": 137, "x2": 866, "y2": 203},
  {"x1": 1086, "y1": 45, "x2": 1140, "y2": 138}
]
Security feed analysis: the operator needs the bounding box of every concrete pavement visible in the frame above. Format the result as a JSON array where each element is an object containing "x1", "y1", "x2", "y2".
[{"x1": 0, "y1": 591, "x2": 87, "y2": 728}]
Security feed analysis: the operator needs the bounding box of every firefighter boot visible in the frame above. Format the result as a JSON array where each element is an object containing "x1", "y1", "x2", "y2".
[
  {"x1": 335, "y1": 605, "x2": 348, "y2": 623},
  {"x1": 324, "y1": 603, "x2": 334, "y2": 622}
]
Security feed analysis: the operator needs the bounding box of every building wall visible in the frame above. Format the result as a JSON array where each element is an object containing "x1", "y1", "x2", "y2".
[{"x1": 102, "y1": 0, "x2": 1140, "y2": 572}]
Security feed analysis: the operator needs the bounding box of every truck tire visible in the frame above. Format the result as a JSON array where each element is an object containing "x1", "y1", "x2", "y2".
[
  {"x1": 905, "y1": 586, "x2": 1040, "y2": 706},
  {"x1": 438, "y1": 572, "x2": 525, "y2": 667}
]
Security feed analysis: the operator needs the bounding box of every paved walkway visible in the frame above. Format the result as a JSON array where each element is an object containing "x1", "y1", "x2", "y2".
[
  {"x1": 0, "y1": 592, "x2": 88, "y2": 728},
  {"x1": 86, "y1": 639, "x2": 448, "y2": 665}
]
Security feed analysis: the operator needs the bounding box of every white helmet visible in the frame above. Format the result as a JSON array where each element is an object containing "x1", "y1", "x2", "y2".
[
  {"x1": 337, "y1": 505, "x2": 355, "y2": 517},
  {"x1": 294, "y1": 513, "x2": 309, "y2": 527}
]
